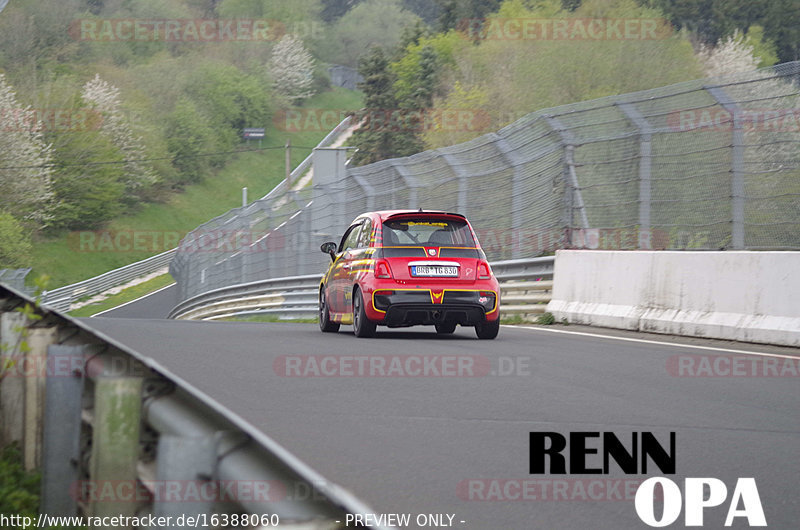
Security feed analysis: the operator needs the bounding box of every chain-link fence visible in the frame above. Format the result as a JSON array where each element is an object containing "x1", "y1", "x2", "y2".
[{"x1": 170, "y1": 62, "x2": 800, "y2": 304}]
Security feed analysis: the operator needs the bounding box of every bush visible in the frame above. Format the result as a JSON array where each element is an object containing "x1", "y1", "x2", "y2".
[
  {"x1": 0, "y1": 443, "x2": 40, "y2": 520},
  {"x1": 47, "y1": 129, "x2": 127, "y2": 229},
  {"x1": 0, "y1": 212, "x2": 33, "y2": 268},
  {"x1": 165, "y1": 98, "x2": 218, "y2": 185},
  {"x1": 536, "y1": 312, "x2": 556, "y2": 325}
]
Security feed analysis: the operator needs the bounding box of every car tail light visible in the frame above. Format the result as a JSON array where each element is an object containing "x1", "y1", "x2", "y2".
[
  {"x1": 478, "y1": 261, "x2": 492, "y2": 279},
  {"x1": 375, "y1": 260, "x2": 393, "y2": 279}
]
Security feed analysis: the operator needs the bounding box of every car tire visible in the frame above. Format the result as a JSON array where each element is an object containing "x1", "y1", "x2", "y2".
[
  {"x1": 352, "y1": 287, "x2": 377, "y2": 338},
  {"x1": 319, "y1": 288, "x2": 340, "y2": 333},
  {"x1": 435, "y1": 322, "x2": 457, "y2": 334},
  {"x1": 475, "y1": 318, "x2": 499, "y2": 340}
]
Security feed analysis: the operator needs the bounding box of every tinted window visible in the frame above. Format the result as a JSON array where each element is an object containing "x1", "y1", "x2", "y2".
[{"x1": 381, "y1": 217, "x2": 476, "y2": 247}]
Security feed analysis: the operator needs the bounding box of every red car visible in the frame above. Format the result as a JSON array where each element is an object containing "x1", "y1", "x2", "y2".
[{"x1": 318, "y1": 210, "x2": 500, "y2": 339}]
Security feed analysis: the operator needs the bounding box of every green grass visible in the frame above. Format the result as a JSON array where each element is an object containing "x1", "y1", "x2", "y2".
[
  {"x1": 31, "y1": 88, "x2": 363, "y2": 288},
  {"x1": 67, "y1": 274, "x2": 175, "y2": 317}
]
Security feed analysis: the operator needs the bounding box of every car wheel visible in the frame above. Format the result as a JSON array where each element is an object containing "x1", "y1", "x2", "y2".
[
  {"x1": 435, "y1": 322, "x2": 457, "y2": 334},
  {"x1": 475, "y1": 318, "x2": 499, "y2": 340},
  {"x1": 319, "y1": 288, "x2": 340, "y2": 333},
  {"x1": 352, "y1": 287, "x2": 377, "y2": 338}
]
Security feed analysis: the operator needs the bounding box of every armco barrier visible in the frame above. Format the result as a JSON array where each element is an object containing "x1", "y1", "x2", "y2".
[
  {"x1": 0, "y1": 282, "x2": 384, "y2": 527},
  {"x1": 547, "y1": 250, "x2": 800, "y2": 347},
  {"x1": 40, "y1": 248, "x2": 176, "y2": 313},
  {"x1": 168, "y1": 257, "x2": 554, "y2": 321}
]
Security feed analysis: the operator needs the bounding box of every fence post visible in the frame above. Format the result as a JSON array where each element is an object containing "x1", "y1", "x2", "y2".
[
  {"x1": 706, "y1": 86, "x2": 745, "y2": 249},
  {"x1": 545, "y1": 117, "x2": 589, "y2": 244},
  {"x1": 618, "y1": 102, "x2": 653, "y2": 248},
  {"x1": 441, "y1": 153, "x2": 468, "y2": 216},
  {"x1": 492, "y1": 133, "x2": 526, "y2": 259}
]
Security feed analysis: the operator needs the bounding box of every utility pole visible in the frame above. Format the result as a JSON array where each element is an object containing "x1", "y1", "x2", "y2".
[{"x1": 285, "y1": 139, "x2": 292, "y2": 188}]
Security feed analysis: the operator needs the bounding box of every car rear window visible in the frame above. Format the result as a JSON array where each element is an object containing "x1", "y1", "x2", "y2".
[{"x1": 382, "y1": 217, "x2": 476, "y2": 247}]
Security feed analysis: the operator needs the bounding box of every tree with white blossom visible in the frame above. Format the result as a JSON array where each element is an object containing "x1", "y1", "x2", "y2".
[
  {"x1": 0, "y1": 74, "x2": 54, "y2": 223},
  {"x1": 269, "y1": 34, "x2": 316, "y2": 103},
  {"x1": 696, "y1": 30, "x2": 760, "y2": 78},
  {"x1": 82, "y1": 74, "x2": 158, "y2": 199}
]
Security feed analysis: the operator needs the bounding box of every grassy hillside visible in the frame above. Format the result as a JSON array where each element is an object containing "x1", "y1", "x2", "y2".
[{"x1": 32, "y1": 88, "x2": 362, "y2": 287}]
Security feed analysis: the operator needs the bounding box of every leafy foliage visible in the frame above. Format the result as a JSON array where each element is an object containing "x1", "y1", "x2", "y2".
[
  {"x1": 350, "y1": 47, "x2": 424, "y2": 165},
  {"x1": 0, "y1": 75, "x2": 55, "y2": 223},
  {"x1": 269, "y1": 34, "x2": 316, "y2": 103},
  {"x1": 0, "y1": 443, "x2": 40, "y2": 520},
  {"x1": 81, "y1": 75, "x2": 159, "y2": 201},
  {"x1": 0, "y1": 212, "x2": 33, "y2": 268},
  {"x1": 320, "y1": 0, "x2": 422, "y2": 67}
]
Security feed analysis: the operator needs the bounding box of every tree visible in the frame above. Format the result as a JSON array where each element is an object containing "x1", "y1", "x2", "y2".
[
  {"x1": 0, "y1": 74, "x2": 54, "y2": 223},
  {"x1": 0, "y1": 212, "x2": 32, "y2": 269},
  {"x1": 422, "y1": 0, "x2": 703, "y2": 149},
  {"x1": 82, "y1": 74, "x2": 158, "y2": 203},
  {"x1": 696, "y1": 30, "x2": 759, "y2": 78},
  {"x1": 269, "y1": 34, "x2": 316, "y2": 103},
  {"x1": 321, "y1": 0, "x2": 422, "y2": 67},
  {"x1": 48, "y1": 128, "x2": 126, "y2": 229},
  {"x1": 165, "y1": 98, "x2": 218, "y2": 184},
  {"x1": 350, "y1": 47, "x2": 423, "y2": 165},
  {"x1": 321, "y1": 0, "x2": 363, "y2": 21}
]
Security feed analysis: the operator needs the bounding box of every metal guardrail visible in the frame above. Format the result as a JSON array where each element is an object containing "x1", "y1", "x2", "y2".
[
  {"x1": 0, "y1": 268, "x2": 32, "y2": 295},
  {"x1": 169, "y1": 257, "x2": 554, "y2": 321},
  {"x1": 40, "y1": 248, "x2": 176, "y2": 313},
  {"x1": 0, "y1": 282, "x2": 384, "y2": 528}
]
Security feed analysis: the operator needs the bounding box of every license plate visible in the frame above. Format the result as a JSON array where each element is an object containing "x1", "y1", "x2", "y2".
[{"x1": 411, "y1": 265, "x2": 458, "y2": 277}]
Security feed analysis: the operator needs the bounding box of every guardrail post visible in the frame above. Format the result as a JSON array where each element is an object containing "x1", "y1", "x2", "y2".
[
  {"x1": 87, "y1": 360, "x2": 143, "y2": 520},
  {"x1": 40, "y1": 344, "x2": 86, "y2": 516},
  {"x1": 153, "y1": 435, "x2": 217, "y2": 525},
  {"x1": 23, "y1": 325, "x2": 58, "y2": 470},
  {"x1": 0, "y1": 311, "x2": 28, "y2": 447}
]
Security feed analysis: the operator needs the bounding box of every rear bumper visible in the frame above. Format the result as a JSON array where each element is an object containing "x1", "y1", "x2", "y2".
[{"x1": 368, "y1": 289, "x2": 499, "y2": 326}]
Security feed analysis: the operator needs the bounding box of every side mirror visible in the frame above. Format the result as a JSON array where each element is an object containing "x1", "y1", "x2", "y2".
[{"x1": 320, "y1": 241, "x2": 337, "y2": 261}]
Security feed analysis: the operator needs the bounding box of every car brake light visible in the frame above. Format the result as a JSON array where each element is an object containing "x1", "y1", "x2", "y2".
[
  {"x1": 376, "y1": 260, "x2": 393, "y2": 279},
  {"x1": 478, "y1": 261, "x2": 492, "y2": 279}
]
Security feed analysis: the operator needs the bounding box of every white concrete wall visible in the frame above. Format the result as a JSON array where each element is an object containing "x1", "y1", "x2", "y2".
[{"x1": 546, "y1": 250, "x2": 800, "y2": 347}]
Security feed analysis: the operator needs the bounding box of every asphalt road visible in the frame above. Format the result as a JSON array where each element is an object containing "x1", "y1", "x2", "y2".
[
  {"x1": 93, "y1": 283, "x2": 178, "y2": 319},
  {"x1": 82, "y1": 318, "x2": 800, "y2": 529}
]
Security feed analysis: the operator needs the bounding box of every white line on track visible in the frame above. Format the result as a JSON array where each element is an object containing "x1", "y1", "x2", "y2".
[
  {"x1": 503, "y1": 325, "x2": 800, "y2": 361},
  {"x1": 90, "y1": 283, "x2": 176, "y2": 317}
]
